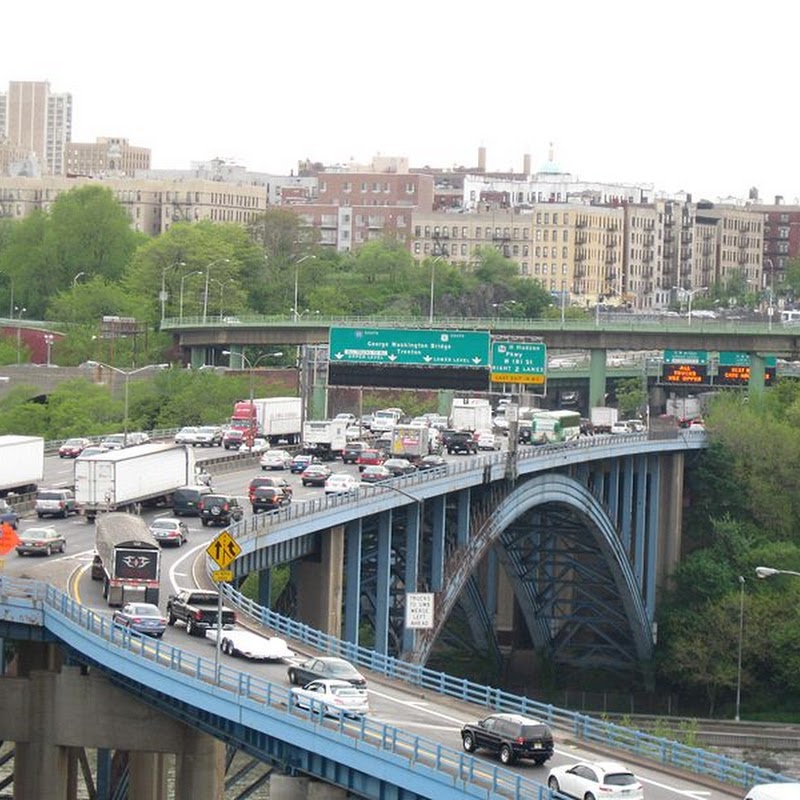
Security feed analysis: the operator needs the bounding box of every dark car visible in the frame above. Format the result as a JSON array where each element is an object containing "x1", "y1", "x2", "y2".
[
  {"x1": 251, "y1": 486, "x2": 291, "y2": 513},
  {"x1": 342, "y1": 441, "x2": 369, "y2": 464},
  {"x1": 248, "y1": 475, "x2": 293, "y2": 501},
  {"x1": 417, "y1": 454, "x2": 447, "y2": 471},
  {"x1": 382, "y1": 458, "x2": 417, "y2": 477},
  {"x1": 301, "y1": 464, "x2": 333, "y2": 487},
  {"x1": 356, "y1": 449, "x2": 385, "y2": 471},
  {"x1": 460, "y1": 713, "x2": 554, "y2": 766},
  {"x1": 287, "y1": 656, "x2": 367, "y2": 689},
  {"x1": 198, "y1": 494, "x2": 244, "y2": 527},
  {"x1": 290, "y1": 453, "x2": 317, "y2": 473},
  {"x1": 0, "y1": 498, "x2": 19, "y2": 529},
  {"x1": 172, "y1": 484, "x2": 214, "y2": 516},
  {"x1": 444, "y1": 429, "x2": 478, "y2": 455},
  {"x1": 360, "y1": 465, "x2": 392, "y2": 484},
  {"x1": 58, "y1": 437, "x2": 92, "y2": 458}
]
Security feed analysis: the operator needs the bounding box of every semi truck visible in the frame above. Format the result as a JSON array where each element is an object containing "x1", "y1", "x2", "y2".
[
  {"x1": 75, "y1": 443, "x2": 197, "y2": 523},
  {"x1": 93, "y1": 512, "x2": 161, "y2": 607},
  {"x1": 302, "y1": 419, "x2": 348, "y2": 460},
  {"x1": 229, "y1": 397, "x2": 302, "y2": 444},
  {"x1": 390, "y1": 425, "x2": 433, "y2": 462},
  {"x1": 449, "y1": 398, "x2": 492, "y2": 432},
  {"x1": 0, "y1": 435, "x2": 45, "y2": 496}
]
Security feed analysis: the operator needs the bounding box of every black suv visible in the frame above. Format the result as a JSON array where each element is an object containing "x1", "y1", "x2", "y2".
[
  {"x1": 443, "y1": 429, "x2": 478, "y2": 455},
  {"x1": 251, "y1": 486, "x2": 291, "y2": 514},
  {"x1": 198, "y1": 494, "x2": 244, "y2": 527},
  {"x1": 460, "y1": 713, "x2": 554, "y2": 765},
  {"x1": 342, "y1": 441, "x2": 368, "y2": 464}
]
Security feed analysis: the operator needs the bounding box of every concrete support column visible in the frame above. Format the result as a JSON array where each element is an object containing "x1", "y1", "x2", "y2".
[
  {"x1": 429, "y1": 495, "x2": 446, "y2": 591},
  {"x1": 456, "y1": 488, "x2": 470, "y2": 547},
  {"x1": 588, "y1": 348, "x2": 607, "y2": 408},
  {"x1": 225, "y1": 344, "x2": 245, "y2": 370},
  {"x1": 190, "y1": 346, "x2": 206, "y2": 369},
  {"x1": 749, "y1": 353, "x2": 766, "y2": 395},
  {"x1": 258, "y1": 567, "x2": 272, "y2": 609},
  {"x1": 294, "y1": 524, "x2": 344, "y2": 636},
  {"x1": 270, "y1": 774, "x2": 348, "y2": 799},
  {"x1": 401, "y1": 503, "x2": 421, "y2": 654},
  {"x1": 129, "y1": 751, "x2": 168, "y2": 800},
  {"x1": 657, "y1": 452, "x2": 684, "y2": 591},
  {"x1": 175, "y1": 729, "x2": 225, "y2": 800},
  {"x1": 15, "y1": 736, "x2": 69, "y2": 800}
]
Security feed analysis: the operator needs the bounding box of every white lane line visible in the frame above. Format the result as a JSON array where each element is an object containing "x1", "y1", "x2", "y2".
[{"x1": 168, "y1": 542, "x2": 208, "y2": 592}]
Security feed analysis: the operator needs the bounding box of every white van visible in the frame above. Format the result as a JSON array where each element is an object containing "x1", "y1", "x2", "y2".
[
  {"x1": 780, "y1": 309, "x2": 800, "y2": 325},
  {"x1": 745, "y1": 783, "x2": 800, "y2": 800}
]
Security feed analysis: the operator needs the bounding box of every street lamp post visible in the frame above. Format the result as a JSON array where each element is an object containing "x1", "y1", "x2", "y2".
[
  {"x1": 211, "y1": 277, "x2": 235, "y2": 320},
  {"x1": 428, "y1": 255, "x2": 445, "y2": 325},
  {"x1": 161, "y1": 260, "x2": 186, "y2": 323},
  {"x1": 179, "y1": 270, "x2": 203, "y2": 320},
  {"x1": 673, "y1": 286, "x2": 707, "y2": 325},
  {"x1": 84, "y1": 361, "x2": 169, "y2": 446},
  {"x1": 756, "y1": 566, "x2": 800, "y2": 579},
  {"x1": 43, "y1": 334, "x2": 54, "y2": 367},
  {"x1": 764, "y1": 258, "x2": 775, "y2": 331},
  {"x1": 72, "y1": 271, "x2": 86, "y2": 288},
  {"x1": 202, "y1": 258, "x2": 230, "y2": 323},
  {"x1": 222, "y1": 350, "x2": 283, "y2": 446},
  {"x1": 14, "y1": 305, "x2": 26, "y2": 364},
  {"x1": 735, "y1": 575, "x2": 745, "y2": 722},
  {"x1": 293, "y1": 255, "x2": 316, "y2": 323}
]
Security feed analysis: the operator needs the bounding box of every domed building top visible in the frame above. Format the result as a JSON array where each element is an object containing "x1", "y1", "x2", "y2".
[{"x1": 535, "y1": 142, "x2": 569, "y2": 177}]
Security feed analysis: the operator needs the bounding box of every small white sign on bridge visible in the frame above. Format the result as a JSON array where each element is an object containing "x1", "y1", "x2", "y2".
[{"x1": 405, "y1": 592, "x2": 434, "y2": 629}]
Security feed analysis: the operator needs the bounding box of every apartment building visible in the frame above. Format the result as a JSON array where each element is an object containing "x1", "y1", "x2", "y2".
[
  {"x1": 65, "y1": 137, "x2": 151, "y2": 177},
  {"x1": 0, "y1": 81, "x2": 72, "y2": 176},
  {"x1": 0, "y1": 175, "x2": 266, "y2": 235},
  {"x1": 748, "y1": 198, "x2": 800, "y2": 294}
]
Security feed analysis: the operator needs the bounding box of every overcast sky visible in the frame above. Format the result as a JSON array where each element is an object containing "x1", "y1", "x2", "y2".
[{"x1": 3, "y1": 1, "x2": 796, "y2": 204}]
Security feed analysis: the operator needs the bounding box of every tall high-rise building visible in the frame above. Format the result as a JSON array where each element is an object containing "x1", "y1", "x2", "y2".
[{"x1": 0, "y1": 81, "x2": 72, "y2": 175}]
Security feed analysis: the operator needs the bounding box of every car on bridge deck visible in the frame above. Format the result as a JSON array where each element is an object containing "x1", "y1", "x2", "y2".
[
  {"x1": 287, "y1": 656, "x2": 367, "y2": 689},
  {"x1": 460, "y1": 712, "x2": 554, "y2": 766},
  {"x1": 290, "y1": 679, "x2": 370, "y2": 718},
  {"x1": 16, "y1": 526, "x2": 66, "y2": 556},
  {"x1": 112, "y1": 602, "x2": 167, "y2": 638},
  {"x1": 547, "y1": 760, "x2": 643, "y2": 800},
  {"x1": 359, "y1": 465, "x2": 392, "y2": 484},
  {"x1": 300, "y1": 464, "x2": 333, "y2": 487},
  {"x1": 58, "y1": 437, "x2": 92, "y2": 458}
]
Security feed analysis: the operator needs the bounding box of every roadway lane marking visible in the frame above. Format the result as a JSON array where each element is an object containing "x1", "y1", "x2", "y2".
[{"x1": 169, "y1": 542, "x2": 209, "y2": 593}]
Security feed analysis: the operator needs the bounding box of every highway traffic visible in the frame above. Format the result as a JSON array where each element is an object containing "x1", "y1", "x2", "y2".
[{"x1": 2, "y1": 447, "x2": 744, "y2": 800}]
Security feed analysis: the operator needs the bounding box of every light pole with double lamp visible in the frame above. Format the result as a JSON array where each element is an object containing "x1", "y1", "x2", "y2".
[
  {"x1": 84, "y1": 361, "x2": 170, "y2": 446},
  {"x1": 222, "y1": 350, "x2": 283, "y2": 447}
]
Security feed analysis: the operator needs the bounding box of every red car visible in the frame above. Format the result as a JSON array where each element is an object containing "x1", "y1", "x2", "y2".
[
  {"x1": 58, "y1": 437, "x2": 92, "y2": 458},
  {"x1": 356, "y1": 449, "x2": 385, "y2": 472}
]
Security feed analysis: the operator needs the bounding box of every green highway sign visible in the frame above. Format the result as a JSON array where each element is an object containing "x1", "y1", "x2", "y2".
[
  {"x1": 718, "y1": 351, "x2": 777, "y2": 367},
  {"x1": 329, "y1": 327, "x2": 490, "y2": 367},
  {"x1": 664, "y1": 349, "x2": 708, "y2": 365},
  {"x1": 490, "y1": 341, "x2": 547, "y2": 385}
]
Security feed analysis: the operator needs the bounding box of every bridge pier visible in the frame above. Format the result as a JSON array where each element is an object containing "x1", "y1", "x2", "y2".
[
  {"x1": 270, "y1": 774, "x2": 348, "y2": 799},
  {"x1": 129, "y1": 752, "x2": 168, "y2": 799},
  {"x1": 295, "y1": 523, "x2": 344, "y2": 636}
]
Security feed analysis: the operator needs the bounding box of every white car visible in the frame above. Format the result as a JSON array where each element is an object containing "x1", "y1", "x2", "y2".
[
  {"x1": 175, "y1": 426, "x2": 200, "y2": 445},
  {"x1": 207, "y1": 628, "x2": 295, "y2": 661},
  {"x1": 334, "y1": 413, "x2": 357, "y2": 426},
  {"x1": 610, "y1": 421, "x2": 630, "y2": 435},
  {"x1": 290, "y1": 678, "x2": 370, "y2": 717},
  {"x1": 259, "y1": 449, "x2": 293, "y2": 470},
  {"x1": 547, "y1": 761, "x2": 643, "y2": 800},
  {"x1": 324, "y1": 473, "x2": 360, "y2": 495},
  {"x1": 476, "y1": 430, "x2": 499, "y2": 451},
  {"x1": 239, "y1": 437, "x2": 269, "y2": 454}
]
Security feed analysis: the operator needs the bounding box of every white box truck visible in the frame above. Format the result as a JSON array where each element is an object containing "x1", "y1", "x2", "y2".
[
  {"x1": 75, "y1": 443, "x2": 197, "y2": 522},
  {"x1": 590, "y1": 406, "x2": 619, "y2": 434},
  {"x1": 450, "y1": 398, "x2": 493, "y2": 432},
  {"x1": 229, "y1": 397, "x2": 302, "y2": 444},
  {"x1": 302, "y1": 419, "x2": 348, "y2": 460},
  {"x1": 0, "y1": 435, "x2": 45, "y2": 495}
]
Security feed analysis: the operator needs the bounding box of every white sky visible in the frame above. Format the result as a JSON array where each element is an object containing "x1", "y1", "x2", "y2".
[{"x1": 3, "y1": 1, "x2": 797, "y2": 203}]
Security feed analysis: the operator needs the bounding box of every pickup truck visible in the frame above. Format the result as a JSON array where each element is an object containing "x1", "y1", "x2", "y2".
[{"x1": 166, "y1": 589, "x2": 237, "y2": 636}]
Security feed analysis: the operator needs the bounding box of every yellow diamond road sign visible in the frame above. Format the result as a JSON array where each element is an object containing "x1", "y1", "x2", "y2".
[{"x1": 206, "y1": 531, "x2": 241, "y2": 569}]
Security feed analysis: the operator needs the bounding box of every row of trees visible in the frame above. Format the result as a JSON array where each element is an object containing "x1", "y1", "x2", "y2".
[{"x1": 656, "y1": 386, "x2": 800, "y2": 717}]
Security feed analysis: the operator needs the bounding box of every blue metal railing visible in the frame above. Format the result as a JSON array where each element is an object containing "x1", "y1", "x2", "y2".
[
  {"x1": 0, "y1": 577, "x2": 556, "y2": 800},
  {"x1": 221, "y1": 557, "x2": 791, "y2": 791}
]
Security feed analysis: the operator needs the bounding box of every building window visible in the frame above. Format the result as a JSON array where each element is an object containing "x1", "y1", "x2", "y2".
[{"x1": 475, "y1": 227, "x2": 481, "y2": 238}]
